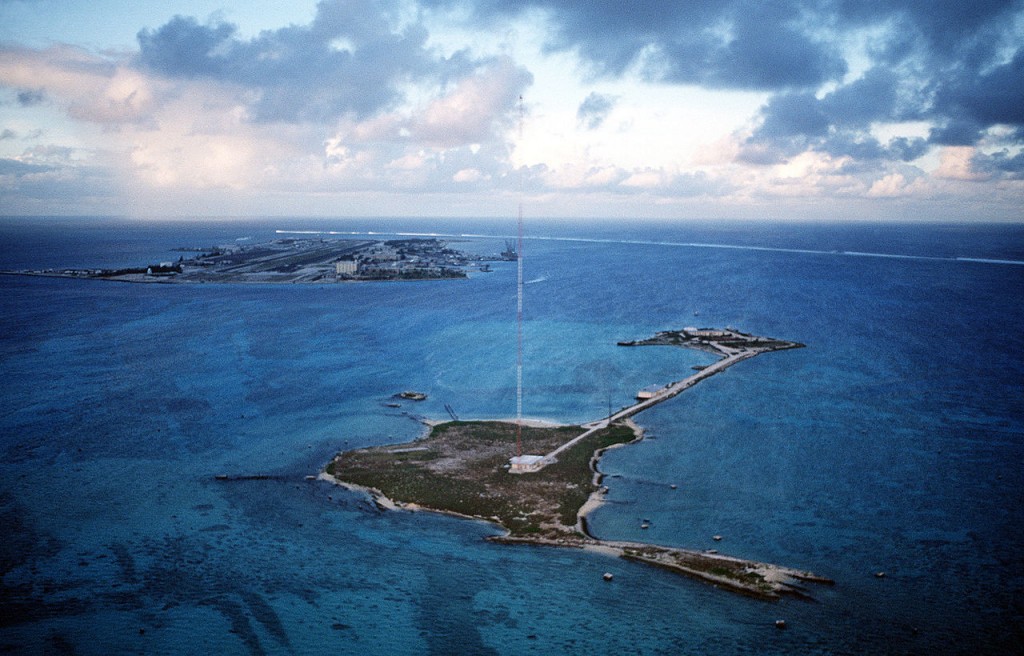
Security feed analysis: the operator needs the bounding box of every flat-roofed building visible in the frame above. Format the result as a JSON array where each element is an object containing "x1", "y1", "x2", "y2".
[
  {"x1": 335, "y1": 258, "x2": 357, "y2": 276},
  {"x1": 636, "y1": 384, "x2": 664, "y2": 400},
  {"x1": 509, "y1": 454, "x2": 547, "y2": 473}
]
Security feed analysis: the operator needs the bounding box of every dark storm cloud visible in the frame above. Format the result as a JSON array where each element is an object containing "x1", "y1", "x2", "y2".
[
  {"x1": 821, "y1": 134, "x2": 928, "y2": 162},
  {"x1": 136, "y1": 1, "x2": 476, "y2": 123},
  {"x1": 653, "y1": 3, "x2": 847, "y2": 89},
  {"x1": 740, "y1": 109, "x2": 930, "y2": 165},
  {"x1": 425, "y1": 0, "x2": 848, "y2": 89},
  {"x1": 886, "y1": 137, "x2": 929, "y2": 162},
  {"x1": 136, "y1": 16, "x2": 235, "y2": 78},
  {"x1": 576, "y1": 92, "x2": 616, "y2": 130},
  {"x1": 761, "y1": 1, "x2": 1022, "y2": 158},
  {"x1": 834, "y1": 0, "x2": 1021, "y2": 62},
  {"x1": 927, "y1": 120, "x2": 983, "y2": 147},
  {"x1": 428, "y1": 0, "x2": 1024, "y2": 162},
  {"x1": 819, "y1": 68, "x2": 909, "y2": 126},
  {"x1": 973, "y1": 149, "x2": 1024, "y2": 178},
  {"x1": 756, "y1": 93, "x2": 830, "y2": 139},
  {"x1": 740, "y1": 70, "x2": 924, "y2": 163},
  {"x1": 931, "y1": 49, "x2": 1024, "y2": 133}
]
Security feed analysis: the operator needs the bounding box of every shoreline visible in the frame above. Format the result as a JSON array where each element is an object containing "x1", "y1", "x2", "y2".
[
  {"x1": 322, "y1": 328, "x2": 830, "y2": 600},
  {"x1": 321, "y1": 416, "x2": 833, "y2": 600},
  {"x1": 1, "y1": 236, "x2": 484, "y2": 285},
  {"x1": 0, "y1": 270, "x2": 468, "y2": 285},
  {"x1": 318, "y1": 466, "x2": 831, "y2": 600},
  {"x1": 575, "y1": 418, "x2": 645, "y2": 535}
]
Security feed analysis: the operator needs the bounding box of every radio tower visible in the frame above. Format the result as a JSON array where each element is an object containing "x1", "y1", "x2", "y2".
[
  {"x1": 509, "y1": 96, "x2": 541, "y2": 474},
  {"x1": 515, "y1": 95, "x2": 524, "y2": 458}
]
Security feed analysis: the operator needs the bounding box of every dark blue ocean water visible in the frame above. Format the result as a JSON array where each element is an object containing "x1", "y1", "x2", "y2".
[{"x1": 1, "y1": 217, "x2": 1022, "y2": 655}]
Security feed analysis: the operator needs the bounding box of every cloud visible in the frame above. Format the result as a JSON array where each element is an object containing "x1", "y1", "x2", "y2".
[
  {"x1": 19, "y1": 144, "x2": 76, "y2": 164},
  {"x1": 0, "y1": 44, "x2": 160, "y2": 126},
  {"x1": 928, "y1": 120, "x2": 983, "y2": 147},
  {"x1": 412, "y1": 57, "x2": 532, "y2": 146},
  {"x1": 425, "y1": 1, "x2": 851, "y2": 89},
  {"x1": 327, "y1": 57, "x2": 530, "y2": 148},
  {"x1": 934, "y1": 146, "x2": 990, "y2": 181},
  {"x1": 0, "y1": 157, "x2": 52, "y2": 175},
  {"x1": 452, "y1": 167, "x2": 485, "y2": 183},
  {"x1": 972, "y1": 148, "x2": 1024, "y2": 179},
  {"x1": 0, "y1": 1, "x2": 533, "y2": 205},
  {"x1": 930, "y1": 48, "x2": 1024, "y2": 137},
  {"x1": 866, "y1": 173, "x2": 910, "y2": 198},
  {"x1": 756, "y1": 93, "x2": 830, "y2": 140},
  {"x1": 17, "y1": 88, "x2": 45, "y2": 106},
  {"x1": 741, "y1": 66, "x2": 926, "y2": 163},
  {"x1": 433, "y1": 0, "x2": 1024, "y2": 171},
  {"x1": 576, "y1": 92, "x2": 616, "y2": 130},
  {"x1": 886, "y1": 137, "x2": 929, "y2": 162},
  {"x1": 0, "y1": 141, "x2": 118, "y2": 212},
  {"x1": 653, "y1": 4, "x2": 848, "y2": 89},
  {"x1": 135, "y1": 1, "x2": 476, "y2": 123},
  {"x1": 316, "y1": 54, "x2": 530, "y2": 194},
  {"x1": 2, "y1": 0, "x2": 1023, "y2": 218}
]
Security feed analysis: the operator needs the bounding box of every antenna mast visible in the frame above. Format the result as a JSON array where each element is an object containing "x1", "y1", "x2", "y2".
[{"x1": 516, "y1": 95, "x2": 524, "y2": 458}]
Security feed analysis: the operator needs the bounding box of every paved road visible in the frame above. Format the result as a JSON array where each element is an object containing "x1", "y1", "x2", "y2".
[{"x1": 543, "y1": 349, "x2": 757, "y2": 463}]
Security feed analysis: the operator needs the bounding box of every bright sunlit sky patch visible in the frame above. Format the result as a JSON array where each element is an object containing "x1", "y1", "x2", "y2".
[{"x1": 1, "y1": 0, "x2": 1022, "y2": 221}]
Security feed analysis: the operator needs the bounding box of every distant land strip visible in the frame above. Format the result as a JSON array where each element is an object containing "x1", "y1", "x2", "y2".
[{"x1": 2, "y1": 237, "x2": 512, "y2": 284}]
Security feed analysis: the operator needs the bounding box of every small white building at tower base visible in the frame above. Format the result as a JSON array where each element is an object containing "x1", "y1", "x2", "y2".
[{"x1": 509, "y1": 454, "x2": 547, "y2": 473}]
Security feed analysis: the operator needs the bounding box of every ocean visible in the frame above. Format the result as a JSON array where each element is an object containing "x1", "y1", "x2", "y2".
[{"x1": 0, "y1": 217, "x2": 1022, "y2": 655}]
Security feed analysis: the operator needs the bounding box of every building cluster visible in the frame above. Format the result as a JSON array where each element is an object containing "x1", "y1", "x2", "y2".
[
  {"x1": 334, "y1": 240, "x2": 467, "y2": 280},
  {"x1": 682, "y1": 327, "x2": 730, "y2": 339}
]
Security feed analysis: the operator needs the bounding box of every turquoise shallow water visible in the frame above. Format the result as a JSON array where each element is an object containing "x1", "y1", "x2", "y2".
[{"x1": 1, "y1": 218, "x2": 1022, "y2": 654}]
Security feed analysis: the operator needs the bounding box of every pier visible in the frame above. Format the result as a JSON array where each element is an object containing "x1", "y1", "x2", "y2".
[{"x1": 524, "y1": 328, "x2": 802, "y2": 472}]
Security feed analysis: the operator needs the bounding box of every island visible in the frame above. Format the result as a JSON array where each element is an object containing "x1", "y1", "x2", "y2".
[
  {"x1": 323, "y1": 328, "x2": 832, "y2": 600},
  {"x1": 4, "y1": 237, "x2": 512, "y2": 283}
]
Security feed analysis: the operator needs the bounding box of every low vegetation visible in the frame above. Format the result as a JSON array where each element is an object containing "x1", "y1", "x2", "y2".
[{"x1": 326, "y1": 420, "x2": 637, "y2": 539}]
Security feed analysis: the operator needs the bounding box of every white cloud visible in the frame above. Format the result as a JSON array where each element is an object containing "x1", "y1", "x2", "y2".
[
  {"x1": 866, "y1": 172, "x2": 909, "y2": 197},
  {"x1": 933, "y1": 146, "x2": 989, "y2": 181},
  {"x1": 414, "y1": 58, "x2": 529, "y2": 146},
  {"x1": 452, "y1": 167, "x2": 484, "y2": 182}
]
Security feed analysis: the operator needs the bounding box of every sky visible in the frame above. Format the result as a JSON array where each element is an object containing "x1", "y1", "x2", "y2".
[{"x1": 1, "y1": 0, "x2": 1022, "y2": 221}]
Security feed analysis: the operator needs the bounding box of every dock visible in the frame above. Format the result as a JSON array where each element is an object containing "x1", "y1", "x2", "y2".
[{"x1": 522, "y1": 328, "x2": 802, "y2": 472}]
